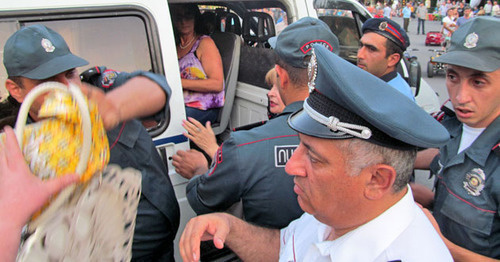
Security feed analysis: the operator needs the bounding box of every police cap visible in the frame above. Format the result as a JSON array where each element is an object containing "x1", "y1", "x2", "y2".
[
  {"x1": 288, "y1": 45, "x2": 449, "y2": 150},
  {"x1": 434, "y1": 16, "x2": 500, "y2": 72},
  {"x1": 362, "y1": 17, "x2": 410, "y2": 51},
  {"x1": 3, "y1": 24, "x2": 88, "y2": 80},
  {"x1": 269, "y1": 17, "x2": 339, "y2": 68}
]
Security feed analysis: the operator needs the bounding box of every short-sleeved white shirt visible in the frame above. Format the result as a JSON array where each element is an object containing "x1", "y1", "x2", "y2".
[{"x1": 279, "y1": 187, "x2": 452, "y2": 262}]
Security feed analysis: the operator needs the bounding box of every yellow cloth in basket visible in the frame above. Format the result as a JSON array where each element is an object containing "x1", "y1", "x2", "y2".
[{"x1": 19, "y1": 90, "x2": 109, "y2": 182}]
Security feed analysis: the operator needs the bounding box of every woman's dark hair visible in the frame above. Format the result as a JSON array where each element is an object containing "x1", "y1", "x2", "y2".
[{"x1": 170, "y1": 4, "x2": 204, "y2": 44}]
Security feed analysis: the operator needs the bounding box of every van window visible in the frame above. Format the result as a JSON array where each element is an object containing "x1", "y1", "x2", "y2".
[
  {"x1": 26, "y1": 17, "x2": 152, "y2": 74},
  {"x1": 315, "y1": 9, "x2": 360, "y2": 47},
  {"x1": 0, "y1": 11, "x2": 168, "y2": 135}
]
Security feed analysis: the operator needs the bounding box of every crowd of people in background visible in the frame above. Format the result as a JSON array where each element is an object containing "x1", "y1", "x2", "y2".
[{"x1": 365, "y1": 0, "x2": 499, "y2": 24}]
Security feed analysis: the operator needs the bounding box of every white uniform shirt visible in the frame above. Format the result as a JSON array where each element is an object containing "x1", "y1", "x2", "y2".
[{"x1": 279, "y1": 187, "x2": 452, "y2": 262}]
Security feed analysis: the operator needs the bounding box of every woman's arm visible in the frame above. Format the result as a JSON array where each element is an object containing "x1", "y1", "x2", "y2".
[{"x1": 182, "y1": 37, "x2": 224, "y2": 93}]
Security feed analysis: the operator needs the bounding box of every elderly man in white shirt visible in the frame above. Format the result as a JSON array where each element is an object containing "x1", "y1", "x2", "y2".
[{"x1": 178, "y1": 44, "x2": 453, "y2": 262}]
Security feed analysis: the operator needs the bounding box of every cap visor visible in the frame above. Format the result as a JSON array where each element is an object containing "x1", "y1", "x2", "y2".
[
  {"x1": 433, "y1": 50, "x2": 498, "y2": 72},
  {"x1": 288, "y1": 108, "x2": 353, "y2": 139},
  {"x1": 23, "y1": 53, "x2": 89, "y2": 79}
]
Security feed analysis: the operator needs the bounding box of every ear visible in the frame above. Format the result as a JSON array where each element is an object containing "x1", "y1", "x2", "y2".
[
  {"x1": 386, "y1": 53, "x2": 401, "y2": 68},
  {"x1": 5, "y1": 79, "x2": 24, "y2": 103},
  {"x1": 363, "y1": 164, "x2": 397, "y2": 200},
  {"x1": 274, "y1": 64, "x2": 289, "y2": 90}
]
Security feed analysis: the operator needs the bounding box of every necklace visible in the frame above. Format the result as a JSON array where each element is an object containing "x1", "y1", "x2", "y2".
[{"x1": 179, "y1": 35, "x2": 196, "y2": 49}]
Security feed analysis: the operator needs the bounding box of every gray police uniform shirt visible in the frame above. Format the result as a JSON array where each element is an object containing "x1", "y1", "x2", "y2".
[
  {"x1": 381, "y1": 70, "x2": 415, "y2": 102},
  {"x1": 82, "y1": 66, "x2": 180, "y2": 261},
  {"x1": 187, "y1": 101, "x2": 304, "y2": 229},
  {"x1": 431, "y1": 116, "x2": 500, "y2": 258}
]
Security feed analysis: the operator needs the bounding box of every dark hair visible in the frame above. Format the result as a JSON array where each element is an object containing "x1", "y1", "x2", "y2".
[
  {"x1": 384, "y1": 38, "x2": 404, "y2": 62},
  {"x1": 8, "y1": 75, "x2": 24, "y2": 87},
  {"x1": 275, "y1": 55, "x2": 309, "y2": 88},
  {"x1": 170, "y1": 4, "x2": 204, "y2": 44},
  {"x1": 0, "y1": 95, "x2": 20, "y2": 129}
]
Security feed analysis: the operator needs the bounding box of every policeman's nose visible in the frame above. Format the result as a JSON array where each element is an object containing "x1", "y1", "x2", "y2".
[
  {"x1": 285, "y1": 144, "x2": 306, "y2": 177},
  {"x1": 454, "y1": 83, "x2": 472, "y2": 104},
  {"x1": 357, "y1": 47, "x2": 365, "y2": 60}
]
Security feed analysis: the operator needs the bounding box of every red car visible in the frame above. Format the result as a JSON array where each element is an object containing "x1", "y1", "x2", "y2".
[{"x1": 425, "y1": 31, "x2": 444, "y2": 46}]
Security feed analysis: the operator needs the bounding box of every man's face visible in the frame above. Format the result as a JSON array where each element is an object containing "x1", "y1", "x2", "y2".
[
  {"x1": 285, "y1": 134, "x2": 366, "y2": 230},
  {"x1": 357, "y1": 32, "x2": 390, "y2": 78},
  {"x1": 446, "y1": 65, "x2": 500, "y2": 128},
  {"x1": 464, "y1": 8, "x2": 472, "y2": 16},
  {"x1": 15, "y1": 69, "x2": 82, "y2": 117}
]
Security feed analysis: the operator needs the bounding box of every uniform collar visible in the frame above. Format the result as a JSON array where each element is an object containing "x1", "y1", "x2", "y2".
[
  {"x1": 379, "y1": 70, "x2": 398, "y2": 83},
  {"x1": 315, "y1": 186, "x2": 415, "y2": 261},
  {"x1": 279, "y1": 100, "x2": 305, "y2": 115}
]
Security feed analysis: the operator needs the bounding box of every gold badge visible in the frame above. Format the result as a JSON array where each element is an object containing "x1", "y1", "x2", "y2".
[
  {"x1": 307, "y1": 48, "x2": 318, "y2": 93},
  {"x1": 463, "y1": 32, "x2": 478, "y2": 49},
  {"x1": 463, "y1": 168, "x2": 485, "y2": 196},
  {"x1": 41, "y1": 38, "x2": 55, "y2": 53},
  {"x1": 379, "y1": 21, "x2": 388, "y2": 31}
]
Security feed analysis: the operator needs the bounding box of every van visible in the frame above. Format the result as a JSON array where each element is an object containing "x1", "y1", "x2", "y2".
[{"x1": 0, "y1": 0, "x2": 439, "y2": 260}]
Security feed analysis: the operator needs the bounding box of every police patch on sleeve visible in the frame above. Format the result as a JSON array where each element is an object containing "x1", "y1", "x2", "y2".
[
  {"x1": 207, "y1": 146, "x2": 223, "y2": 177},
  {"x1": 275, "y1": 145, "x2": 297, "y2": 167},
  {"x1": 101, "y1": 70, "x2": 119, "y2": 88}
]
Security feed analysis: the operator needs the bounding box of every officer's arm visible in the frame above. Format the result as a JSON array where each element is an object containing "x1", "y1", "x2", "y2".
[
  {"x1": 180, "y1": 212, "x2": 279, "y2": 262},
  {"x1": 414, "y1": 148, "x2": 439, "y2": 169},
  {"x1": 447, "y1": 244, "x2": 500, "y2": 262},
  {"x1": 104, "y1": 76, "x2": 167, "y2": 125},
  {"x1": 81, "y1": 68, "x2": 171, "y2": 130},
  {"x1": 186, "y1": 137, "x2": 246, "y2": 215},
  {"x1": 421, "y1": 208, "x2": 499, "y2": 262}
]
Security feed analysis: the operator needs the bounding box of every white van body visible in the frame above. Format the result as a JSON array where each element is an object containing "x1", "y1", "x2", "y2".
[{"x1": 0, "y1": 0, "x2": 439, "y2": 260}]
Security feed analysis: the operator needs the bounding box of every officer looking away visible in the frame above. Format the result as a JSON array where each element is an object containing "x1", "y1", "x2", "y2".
[
  {"x1": 2, "y1": 24, "x2": 180, "y2": 261},
  {"x1": 357, "y1": 18, "x2": 415, "y2": 101},
  {"x1": 179, "y1": 45, "x2": 452, "y2": 262},
  {"x1": 413, "y1": 17, "x2": 500, "y2": 260},
  {"x1": 172, "y1": 17, "x2": 339, "y2": 230}
]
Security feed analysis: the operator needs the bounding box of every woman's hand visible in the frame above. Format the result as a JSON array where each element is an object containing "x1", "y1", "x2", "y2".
[{"x1": 182, "y1": 117, "x2": 219, "y2": 158}]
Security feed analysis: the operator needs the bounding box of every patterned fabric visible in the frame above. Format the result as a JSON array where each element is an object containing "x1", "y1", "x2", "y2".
[
  {"x1": 179, "y1": 35, "x2": 224, "y2": 110},
  {"x1": 14, "y1": 90, "x2": 109, "y2": 183}
]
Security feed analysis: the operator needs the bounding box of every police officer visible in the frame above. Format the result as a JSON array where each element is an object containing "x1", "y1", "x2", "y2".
[
  {"x1": 178, "y1": 45, "x2": 452, "y2": 262},
  {"x1": 3, "y1": 24, "x2": 180, "y2": 261},
  {"x1": 357, "y1": 17, "x2": 415, "y2": 100},
  {"x1": 414, "y1": 17, "x2": 500, "y2": 260},
  {"x1": 172, "y1": 17, "x2": 339, "y2": 229}
]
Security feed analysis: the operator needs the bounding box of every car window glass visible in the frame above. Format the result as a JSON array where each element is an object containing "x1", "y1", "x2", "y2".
[
  {"x1": 0, "y1": 14, "x2": 167, "y2": 135},
  {"x1": 316, "y1": 9, "x2": 360, "y2": 47}
]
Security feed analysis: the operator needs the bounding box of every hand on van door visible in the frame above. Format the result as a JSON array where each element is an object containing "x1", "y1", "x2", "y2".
[
  {"x1": 172, "y1": 149, "x2": 209, "y2": 179},
  {"x1": 182, "y1": 117, "x2": 219, "y2": 158}
]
